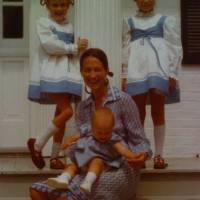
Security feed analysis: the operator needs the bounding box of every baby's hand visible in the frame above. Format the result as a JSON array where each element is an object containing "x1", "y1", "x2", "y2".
[
  {"x1": 60, "y1": 141, "x2": 75, "y2": 151},
  {"x1": 77, "y1": 37, "x2": 88, "y2": 51}
]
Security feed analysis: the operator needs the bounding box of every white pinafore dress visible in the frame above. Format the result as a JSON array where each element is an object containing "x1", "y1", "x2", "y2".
[
  {"x1": 28, "y1": 17, "x2": 82, "y2": 104},
  {"x1": 122, "y1": 13, "x2": 183, "y2": 103}
]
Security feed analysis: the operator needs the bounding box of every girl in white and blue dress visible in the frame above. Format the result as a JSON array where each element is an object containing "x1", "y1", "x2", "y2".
[
  {"x1": 47, "y1": 107, "x2": 138, "y2": 194},
  {"x1": 122, "y1": 0, "x2": 183, "y2": 169},
  {"x1": 27, "y1": 0, "x2": 88, "y2": 170}
]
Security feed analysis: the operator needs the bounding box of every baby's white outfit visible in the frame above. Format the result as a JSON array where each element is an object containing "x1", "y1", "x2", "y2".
[{"x1": 28, "y1": 17, "x2": 82, "y2": 104}]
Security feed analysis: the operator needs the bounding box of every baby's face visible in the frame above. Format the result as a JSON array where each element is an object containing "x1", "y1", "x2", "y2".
[
  {"x1": 134, "y1": 0, "x2": 155, "y2": 13},
  {"x1": 92, "y1": 121, "x2": 113, "y2": 143},
  {"x1": 47, "y1": 0, "x2": 69, "y2": 22}
]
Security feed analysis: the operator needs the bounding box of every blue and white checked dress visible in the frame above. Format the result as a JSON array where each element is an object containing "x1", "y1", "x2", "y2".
[
  {"x1": 28, "y1": 17, "x2": 82, "y2": 104},
  {"x1": 31, "y1": 84, "x2": 152, "y2": 200}
]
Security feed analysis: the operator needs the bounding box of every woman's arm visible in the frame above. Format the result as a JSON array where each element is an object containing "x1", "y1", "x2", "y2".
[
  {"x1": 120, "y1": 93, "x2": 152, "y2": 159},
  {"x1": 112, "y1": 142, "x2": 148, "y2": 169}
]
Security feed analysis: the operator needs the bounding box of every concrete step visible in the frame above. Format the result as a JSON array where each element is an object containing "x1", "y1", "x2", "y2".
[{"x1": 0, "y1": 155, "x2": 200, "y2": 199}]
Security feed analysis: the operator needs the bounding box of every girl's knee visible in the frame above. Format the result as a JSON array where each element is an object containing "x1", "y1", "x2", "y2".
[{"x1": 64, "y1": 107, "x2": 73, "y2": 118}]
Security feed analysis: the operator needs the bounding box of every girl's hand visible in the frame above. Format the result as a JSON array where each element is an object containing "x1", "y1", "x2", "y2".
[
  {"x1": 126, "y1": 151, "x2": 148, "y2": 169},
  {"x1": 77, "y1": 37, "x2": 88, "y2": 51},
  {"x1": 169, "y1": 77, "x2": 176, "y2": 89}
]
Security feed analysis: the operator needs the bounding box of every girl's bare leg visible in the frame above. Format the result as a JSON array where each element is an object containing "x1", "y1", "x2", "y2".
[
  {"x1": 44, "y1": 93, "x2": 73, "y2": 169},
  {"x1": 132, "y1": 92, "x2": 148, "y2": 126}
]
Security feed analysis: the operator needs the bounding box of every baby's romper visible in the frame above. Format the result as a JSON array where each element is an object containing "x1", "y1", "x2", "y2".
[
  {"x1": 28, "y1": 17, "x2": 82, "y2": 104},
  {"x1": 70, "y1": 132, "x2": 126, "y2": 169}
]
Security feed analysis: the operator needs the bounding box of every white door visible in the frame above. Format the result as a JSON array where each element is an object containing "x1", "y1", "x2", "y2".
[{"x1": 0, "y1": 0, "x2": 30, "y2": 150}]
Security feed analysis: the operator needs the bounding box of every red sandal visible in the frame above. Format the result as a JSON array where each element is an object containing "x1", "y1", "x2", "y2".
[
  {"x1": 27, "y1": 138, "x2": 45, "y2": 169},
  {"x1": 50, "y1": 158, "x2": 65, "y2": 169},
  {"x1": 153, "y1": 155, "x2": 168, "y2": 169}
]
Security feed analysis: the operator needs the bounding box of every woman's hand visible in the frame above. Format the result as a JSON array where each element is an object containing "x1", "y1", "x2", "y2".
[
  {"x1": 169, "y1": 77, "x2": 176, "y2": 89},
  {"x1": 126, "y1": 151, "x2": 148, "y2": 169}
]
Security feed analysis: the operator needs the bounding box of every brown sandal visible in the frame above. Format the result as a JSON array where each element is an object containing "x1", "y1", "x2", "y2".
[
  {"x1": 153, "y1": 155, "x2": 168, "y2": 169},
  {"x1": 50, "y1": 158, "x2": 65, "y2": 169},
  {"x1": 27, "y1": 138, "x2": 45, "y2": 169}
]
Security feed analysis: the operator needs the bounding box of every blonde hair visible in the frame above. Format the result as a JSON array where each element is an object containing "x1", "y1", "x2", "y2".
[
  {"x1": 92, "y1": 107, "x2": 115, "y2": 128},
  {"x1": 40, "y1": 0, "x2": 74, "y2": 6}
]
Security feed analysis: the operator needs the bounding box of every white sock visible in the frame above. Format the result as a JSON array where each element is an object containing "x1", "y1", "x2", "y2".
[
  {"x1": 50, "y1": 142, "x2": 61, "y2": 160},
  {"x1": 83, "y1": 172, "x2": 97, "y2": 186},
  {"x1": 34, "y1": 123, "x2": 59, "y2": 152},
  {"x1": 154, "y1": 125, "x2": 165, "y2": 156},
  {"x1": 59, "y1": 172, "x2": 72, "y2": 182}
]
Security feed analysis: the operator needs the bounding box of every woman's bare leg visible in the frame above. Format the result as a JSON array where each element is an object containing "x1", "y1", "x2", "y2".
[{"x1": 30, "y1": 188, "x2": 49, "y2": 200}]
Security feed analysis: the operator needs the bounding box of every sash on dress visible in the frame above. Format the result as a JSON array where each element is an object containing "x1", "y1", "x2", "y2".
[{"x1": 127, "y1": 16, "x2": 180, "y2": 103}]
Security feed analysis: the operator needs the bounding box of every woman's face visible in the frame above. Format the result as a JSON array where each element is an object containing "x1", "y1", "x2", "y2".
[
  {"x1": 47, "y1": 0, "x2": 69, "y2": 22},
  {"x1": 134, "y1": 0, "x2": 155, "y2": 13},
  {"x1": 81, "y1": 56, "x2": 108, "y2": 92}
]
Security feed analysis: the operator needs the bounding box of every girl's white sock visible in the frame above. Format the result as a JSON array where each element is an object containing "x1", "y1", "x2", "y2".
[
  {"x1": 34, "y1": 122, "x2": 59, "y2": 152},
  {"x1": 154, "y1": 125, "x2": 165, "y2": 156},
  {"x1": 50, "y1": 142, "x2": 61, "y2": 160}
]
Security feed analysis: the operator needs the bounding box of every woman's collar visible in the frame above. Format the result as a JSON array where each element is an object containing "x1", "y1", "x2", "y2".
[{"x1": 85, "y1": 84, "x2": 121, "y2": 107}]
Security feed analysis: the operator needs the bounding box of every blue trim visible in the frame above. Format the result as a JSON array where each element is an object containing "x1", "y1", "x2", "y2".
[
  {"x1": 52, "y1": 27, "x2": 74, "y2": 44},
  {"x1": 125, "y1": 76, "x2": 168, "y2": 96},
  {"x1": 28, "y1": 80, "x2": 82, "y2": 104}
]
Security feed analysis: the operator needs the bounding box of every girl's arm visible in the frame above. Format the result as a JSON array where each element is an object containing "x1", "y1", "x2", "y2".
[
  {"x1": 36, "y1": 18, "x2": 78, "y2": 56},
  {"x1": 122, "y1": 17, "x2": 131, "y2": 80},
  {"x1": 164, "y1": 16, "x2": 183, "y2": 80}
]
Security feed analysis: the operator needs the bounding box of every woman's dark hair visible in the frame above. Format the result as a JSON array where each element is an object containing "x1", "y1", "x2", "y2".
[
  {"x1": 40, "y1": 0, "x2": 74, "y2": 6},
  {"x1": 80, "y1": 48, "x2": 113, "y2": 77}
]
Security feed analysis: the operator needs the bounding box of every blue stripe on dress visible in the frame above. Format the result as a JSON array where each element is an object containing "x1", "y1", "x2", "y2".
[
  {"x1": 28, "y1": 80, "x2": 82, "y2": 104},
  {"x1": 126, "y1": 75, "x2": 168, "y2": 96},
  {"x1": 52, "y1": 27, "x2": 74, "y2": 44}
]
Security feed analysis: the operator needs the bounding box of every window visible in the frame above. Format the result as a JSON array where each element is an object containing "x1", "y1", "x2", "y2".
[
  {"x1": 181, "y1": 0, "x2": 200, "y2": 64},
  {"x1": 0, "y1": 0, "x2": 29, "y2": 55}
]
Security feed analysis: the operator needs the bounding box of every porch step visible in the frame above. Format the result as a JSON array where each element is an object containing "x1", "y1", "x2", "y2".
[{"x1": 0, "y1": 155, "x2": 200, "y2": 200}]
